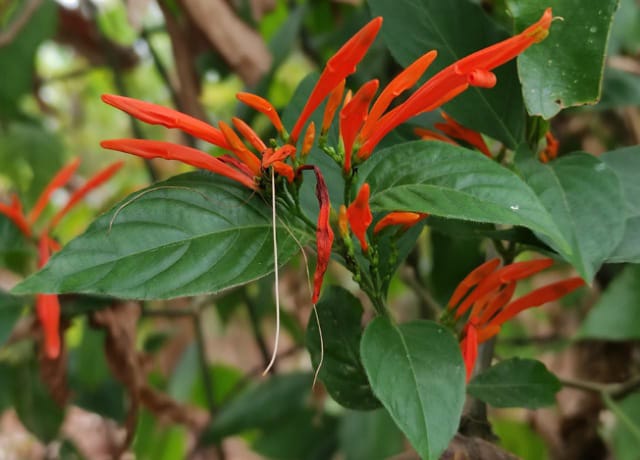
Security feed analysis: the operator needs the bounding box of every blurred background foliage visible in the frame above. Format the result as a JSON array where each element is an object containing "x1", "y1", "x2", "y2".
[{"x1": 1, "y1": 0, "x2": 640, "y2": 458}]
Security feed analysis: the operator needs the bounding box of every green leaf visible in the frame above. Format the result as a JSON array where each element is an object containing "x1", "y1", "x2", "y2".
[
  {"x1": 200, "y1": 372, "x2": 313, "y2": 444},
  {"x1": 511, "y1": 0, "x2": 619, "y2": 118},
  {"x1": 11, "y1": 357, "x2": 65, "y2": 442},
  {"x1": 0, "y1": 0, "x2": 57, "y2": 118},
  {"x1": 579, "y1": 265, "x2": 640, "y2": 340},
  {"x1": 468, "y1": 358, "x2": 561, "y2": 409},
  {"x1": 609, "y1": 392, "x2": 640, "y2": 460},
  {"x1": 339, "y1": 409, "x2": 404, "y2": 460},
  {"x1": 13, "y1": 172, "x2": 312, "y2": 299},
  {"x1": 306, "y1": 286, "x2": 380, "y2": 410},
  {"x1": 252, "y1": 409, "x2": 338, "y2": 460},
  {"x1": 493, "y1": 419, "x2": 549, "y2": 460},
  {"x1": 68, "y1": 323, "x2": 127, "y2": 422},
  {"x1": 368, "y1": 0, "x2": 526, "y2": 147},
  {"x1": 598, "y1": 68, "x2": 640, "y2": 110},
  {"x1": 358, "y1": 141, "x2": 568, "y2": 253},
  {"x1": 134, "y1": 409, "x2": 188, "y2": 460},
  {"x1": 517, "y1": 153, "x2": 625, "y2": 280},
  {"x1": 602, "y1": 146, "x2": 640, "y2": 263},
  {"x1": 361, "y1": 318, "x2": 465, "y2": 459},
  {"x1": 0, "y1": 289, "x2": 23, "y2": 346}
]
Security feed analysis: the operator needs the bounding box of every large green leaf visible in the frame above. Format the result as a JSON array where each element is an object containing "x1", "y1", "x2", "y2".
[
  {"x1": 361, "y1": 318, "x2": 465, "y2": 459},
  {"x1": 517, "y1": 153, "x2": 625, "y2": 280},
  {"x1": 358, "y1": 141, "x2": 568, "y2": 253},
  {"x1": 306, "y1": 286, "x2": 380, "y2": 410},
  {"x1": 511, "y1": 0, "x2": 619, "y2": 118},
  {"x1": 602, "y1": 146, "x2": 640, "y2": 263},
  {"x1": 368, "y1": 0, "x2": 526, "y2": 148},
  {"x1": 579, "y1": 265, "x2": 640, "y2": 340},
  {"x1": 200, "y1": 372, "x2": 313, "y2": 444},
  {"x1": 468, "y1": 358, "x2": 561, "y2": 409},
  {"x1": 13, "y1": 172, "x2": 312, "y2": 299}
]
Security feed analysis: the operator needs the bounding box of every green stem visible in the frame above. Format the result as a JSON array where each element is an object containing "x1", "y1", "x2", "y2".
[{"x1": 192, "y1": 310, "x2": 217, "y2": 416}]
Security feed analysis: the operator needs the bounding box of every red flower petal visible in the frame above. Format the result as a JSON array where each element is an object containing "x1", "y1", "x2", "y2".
[
  {"x1": 29, "y1": 158, "x2": 81, "y2": 224},
  {"x1": 101, "y1": 94, "x2": 230, "y2": 149},
  {"x1": 340, "y1": 80, "x2": 379, "y2": 172},
  {"x1": 101, "y1": 139, "x2": 258, "y2": 190},
  {"x1": 347, "y1": 183, "x2": 372, "y2": 252},
  {"x1": 290, "y1": 17, "x2": 383, "y2": 143},
  {"x1": 50, "y1": 161, "x2": 124, "y2": 229}
]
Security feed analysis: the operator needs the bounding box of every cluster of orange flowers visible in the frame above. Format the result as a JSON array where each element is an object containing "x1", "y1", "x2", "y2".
[{"x1": 3, "y1": 8, "x2": 583, "y2": 366}]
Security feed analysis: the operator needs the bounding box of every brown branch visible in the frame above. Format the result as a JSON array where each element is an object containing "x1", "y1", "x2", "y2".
[{"x1": 0, "y1": 0, "x2": 43, "y2": 47}]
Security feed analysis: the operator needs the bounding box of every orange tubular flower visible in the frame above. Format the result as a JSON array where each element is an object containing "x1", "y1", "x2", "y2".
[
  {"x1": 432, "y1": 112, "x2": 492, "y2": 158},
  {"x1": 301, "y1": 122, "x2": 315, "y2": 157},
  {"x1": 289, "y1": 17, "x2": 383, "y2": 144},
  {"x1": 236, "y1": 92, "x2": 285, "y2": 136},
  {"x1": 322, "y1": 80, "x2": 346, "y2": 134},
  {"x1": 101, "y1": 94, "x2": 230, "y2": 149},
  {"x1": 297, "y1": 165, "x2": 334, "y2": 304},
  {"x1": 0, "y1": 195, "x2": 31, "y2": 238},
  {"x1": 540, "y1": 131, "x2": 559, "y2": 163},
  {"x1": 446, "y1": 256, "x2": 585, "y2": 381},
  {"x1": 101, "y1": 139, "x2": 259, "y2": 191},
  {"x1": 102, "y1": 93, "x2": 299, "y2": 191},
  {"x1": 346, "y1": 183, "x2": 373, "y2": 252},
  {"x1": 356, "y1": 8, "x2": 553, "y2": 160},
  {"x1": 49, "y1": 161, "x2": 125, "y2": 228},
  {"x1": 373, "y1": 211, "x2": 428, "y2": 234},
  {"x1": 1, "y1": 159, "x2": 122, "y2": 359},
  {"x1": 340, "y1": 80, "x2": 379, "y2": 172},
  {"x1": 28, "y1": 158, "x2": 81, "y2": 224}
]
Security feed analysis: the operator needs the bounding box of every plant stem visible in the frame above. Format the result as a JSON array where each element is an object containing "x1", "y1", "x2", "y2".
[{"x1": 192, "y1": 309, "x2": 217, "y2": 416}]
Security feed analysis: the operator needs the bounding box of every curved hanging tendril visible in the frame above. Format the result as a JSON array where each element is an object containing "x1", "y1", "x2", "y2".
[{"x1": 263, "y1": 168, "x2": 281, "y2": 375}]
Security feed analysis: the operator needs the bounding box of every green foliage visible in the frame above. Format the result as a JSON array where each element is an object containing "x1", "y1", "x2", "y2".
[
  {"x1": 338, "y1": 409, "x2": 404, "y2": 460},
  {"x1": 517, "y1": 153, "x2": 625, "y2": 280},
  {"x1": 306, "y1": 286, "x2": 379, "y2": 410},
  {"x1": 0, "y1": 290, "x2": 24, "y2": 346},
  {"x1": 579, "y1": 265, "x2": 640, "y2": 340},
  {"x1": 200, "y1": 372, "x2": 313, "y2": 444},
  {"x1": 359, "y1": 141, "x2": 568, "y2": 251},
  {"x1": 13, "y1": 172, "x2": 313, "y2": 299},
  {"x1": 468, "y1": 358, "x2": 561, "y2": 408},
  {"x1": 511, "y1": 0, "x2": 619, "y2": 118},
  {"x1": 361, "y1": 318, "x2": 465, "y2": 459},
  {"x1": 0, "y1": 0, "x2": 57, "y2": 118}
]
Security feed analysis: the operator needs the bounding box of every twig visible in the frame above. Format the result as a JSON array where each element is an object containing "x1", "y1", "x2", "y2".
[
  {"x1": 0, "y1": 0, "x2": 43, "y2": 47},
  {"x1": 560, "y1": 374, "x2": 640, "y2": 400},
  {"x1": 242, "y1": 288, "x2": 275, "y2": 373},
  {"x1": 140, "y1": 27, "x2": 196, "y2": 148},
  {"x1": 399, "y1": 264, "x2": 442, "y2": 319},
  {"x1": 82, "y1": 0, "x2": 159, "y2": 182}
]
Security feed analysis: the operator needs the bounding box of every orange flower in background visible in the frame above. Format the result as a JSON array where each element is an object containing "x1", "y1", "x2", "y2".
[
  {"x1": 446, "y1": 257, "x2": 585, "y2": 381},
  {"x1": 415, "y1": 112, "x2": 492, "y2": 158},
  {"x1": 0, "y1": 159, "x2": 123, "y2": 359},
  {"x1": 373, "y1": 212, "x2": 428, "y2": 234},
  {"x1": 539, "y1": 131, "x2": 559, "y2": 163}
]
